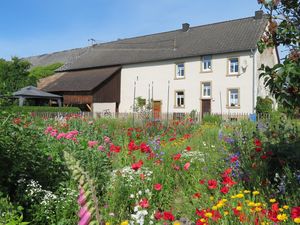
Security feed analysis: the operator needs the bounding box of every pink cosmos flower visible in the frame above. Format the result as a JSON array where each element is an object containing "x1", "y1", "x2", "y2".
[
  {"x1": 184, "y1": 162, "x2": 191, "y2": 170},
  {"x1": 88, "y1": 141, "x2": 98, "y2": 148},
  {"x1": 154, "y1": 183, "x2": 162, "y2": 191}
]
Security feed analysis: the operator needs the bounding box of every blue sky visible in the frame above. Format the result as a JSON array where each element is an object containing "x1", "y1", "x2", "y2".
[{"x1": 0, "y1": 0, "x2": 263, "y2": 60}]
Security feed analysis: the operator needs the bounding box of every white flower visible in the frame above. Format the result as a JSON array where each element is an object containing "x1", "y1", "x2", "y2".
[
  {"x1": 138, "y1": 190, "x2": 142, "y2": 195},
  {"x1": 130, "y1": 194, "x2": 135, "y2": 198}
]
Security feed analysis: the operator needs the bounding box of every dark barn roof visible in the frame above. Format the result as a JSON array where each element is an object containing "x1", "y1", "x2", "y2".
[
  {"x1": 43, "y1": 66, "x2": 121, "y2": 92},
  {"x1": 13, "y1": 86, "x2": 61, "y2": 99},
  {"x1": 60, "y1": 15, "x2": 267, "y2": 71}
]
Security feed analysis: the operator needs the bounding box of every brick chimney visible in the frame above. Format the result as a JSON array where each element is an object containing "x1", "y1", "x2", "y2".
[
  {"x1": 182, "y1": 23, "x2": 190, "y2": 32},
  {"x1": 255, "y1": 10, "x2": 264, "y2": 19}
]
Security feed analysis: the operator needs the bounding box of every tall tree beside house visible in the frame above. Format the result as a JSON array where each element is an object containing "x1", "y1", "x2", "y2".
[
  {"x1": 0, "y1": 57, "x2": 36, "y2": 96},
  {"x1": 257, "y1": 0, "x2": 300, "y2": 113},
  {"x1": 29, "y1": 62, "x2": 63, "y2": 79}
]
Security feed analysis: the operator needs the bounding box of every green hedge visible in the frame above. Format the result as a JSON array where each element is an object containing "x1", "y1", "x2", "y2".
[{"x1": 0, "y1": 106, "x2": 80, "y2": 113}]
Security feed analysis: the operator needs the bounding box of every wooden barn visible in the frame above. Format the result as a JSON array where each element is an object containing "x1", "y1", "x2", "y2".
[{"x1": 42, "y1": 66, "x2": 121, "y2": 113}]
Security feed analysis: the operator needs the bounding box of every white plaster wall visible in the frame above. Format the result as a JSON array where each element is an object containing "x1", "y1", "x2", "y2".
[
  {"x1": 256, "y1": 47, "x2": 278, "y2": 98},
  {"x1": 119, "y1": 51, "x2": 257, "y2": 114}
]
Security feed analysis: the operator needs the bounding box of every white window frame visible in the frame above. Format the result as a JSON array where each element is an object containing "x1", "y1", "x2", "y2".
[
  {"x1": 228, "y1": 58, "x2": 239, "y2": 75},
  {"x1": 201, "y1": 82, "x2": 212, "y2": 98},
  {"x1": 202, "y1": 55, "x2": 212, "y2": 72},
  {"x1": 175, "y1": 63, "x2": 185, "y2": 79},
  {"x1": 175, "y1": 91, "x2": 185, "y2": 108},
  {"x1": 227, "y1": 88, "x2": 240, "y2": 108}
]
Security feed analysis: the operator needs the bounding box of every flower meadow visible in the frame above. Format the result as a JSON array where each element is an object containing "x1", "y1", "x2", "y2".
[{"x1": 0, "y1": 111, "x2": 299, "y2": 225}]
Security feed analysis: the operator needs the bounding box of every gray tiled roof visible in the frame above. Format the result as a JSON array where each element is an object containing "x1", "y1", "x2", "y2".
[
  {"x1": 13, "y1": 86, "x2": 61, "y2": 98},
  {"x1": 26, "y1": 47, "x2": 89, "y2": 68},
  {"x1": 43, "y1": 66, "x2": 121, "y2": 92},
  {"x1": 61, "y1": 15, "x2": 267, "y2": 71}
]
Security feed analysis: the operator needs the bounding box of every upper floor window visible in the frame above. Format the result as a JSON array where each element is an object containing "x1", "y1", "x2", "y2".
[
  {"x1": 175, "y1": 91, "x2": 185, "y2": 107},
  {"x1": 228, "y1": 58, "x2": 239, "y2": 74},
  {"x1": 175, "y1": 63, "x2": 185, "y2": 79},
  {"x1": 202, "y1": 56, "x2": 212, "y2": 71},
  {"x1": 202, "y1": 82, "x2": 211, "y2": 98},
  {"x1": 228, "y1": 88, "x2": 240, "y2": 107}
]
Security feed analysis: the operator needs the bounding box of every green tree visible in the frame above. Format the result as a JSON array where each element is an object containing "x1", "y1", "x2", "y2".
[
  {"x1": 257, "y1": 0, "x2": 300, "y2": 113},
  {"x1": 0, "y1": 57, "x2": 36, "y2": 96},
  {"x1": 29, "y1": 62, "x2": 63, "y2": 79}
]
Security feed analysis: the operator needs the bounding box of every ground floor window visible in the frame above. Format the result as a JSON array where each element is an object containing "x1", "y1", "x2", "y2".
[
  {"x1": 201, "y1": 82, "x2": 211, "y2": 98},
  {"x1": 227, "y1": 88, "x2": 240, "y2": 107},
  {"x1": 175, "y1": 91, "x2": 185, "y2": 108}
]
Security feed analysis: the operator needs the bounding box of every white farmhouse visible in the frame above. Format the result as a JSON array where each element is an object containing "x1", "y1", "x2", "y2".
[{"x1": 34, "y1": 11, "x2": 278, "y2": 117}]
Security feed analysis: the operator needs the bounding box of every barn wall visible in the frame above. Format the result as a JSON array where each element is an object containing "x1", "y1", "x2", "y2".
[{"x1": 93, "y1": 71, "x2": 121, "y2": 103}]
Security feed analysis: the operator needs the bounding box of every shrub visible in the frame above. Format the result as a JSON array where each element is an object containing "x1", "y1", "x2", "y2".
[
  {"x1": 256, "y1": 96, "x2": 273, "y2": 114},
  {"x1": 0, "y1": 106, "x2": 80, "y2": 113},
  {"x1": 202, "y1": 114, "x2": 222, "y2": 125}
]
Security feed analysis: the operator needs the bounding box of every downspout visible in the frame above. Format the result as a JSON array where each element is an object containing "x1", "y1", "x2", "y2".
[{"x1": 251, "y1": 49, "x2": 256, "y2": 114}]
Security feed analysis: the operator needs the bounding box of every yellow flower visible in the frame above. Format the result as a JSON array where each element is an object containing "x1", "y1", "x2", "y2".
[
  {"x1": 121, "y1": 221, "x2": 129, "y2": 225},
  {"x1": 294, "y1": 218, "x2": 300, "y2": 224},
  {"x1": 248, "y1": 201, "x2": 255, "y2": 207},
  {"x1": 236, "y1": 193, "x2": 244, "y2": 198},
  {"x1": 283, "y1": 205, "x2": 289, "y2": 210},
  {"x1": 106, "y1": 223, "x2": 111, "y2": 225},
  {"x1": 221, "y1": 198, "x2": 228, "y2": 203},
  {"x1": 200, "y1": 218, "x2": 206, "y2": 222},
  {"x1": 212, "y1": 206, "x2": 218, "y2": 210},
  {"x1": 269, "y1": 198, "x2": 276, "y2": 203},
  {"x1": 252, "y1": 191, "x2": 260, "y2": 196},
  {"x1": 236, "y1": 206, "x2": 242, "y2": 211},
  {"x1": 277, "y1": 214, "x2": 288, "y2": 221},
  {"x1": 255, "y1": 203, "x2": 262, "y2": 207},
  {"x1": 244, "y1": 190, "x2": 251, "y2": 194},
  {"x1": 209, "y1": 196, "x2": 214, "y2": 201},
  {"x1": 224, "y1": 211, "x2": 229, "y2": 216},
  {"x1": 173, "y1": 221, "x2": 181, "y2": 225},
  {"x1": 255, "y1": 207, "x2": 262, "y2": 212},
  {"x1": 279, "y1": 208, "x2": 284, "y2": 212},
  {"x1": 205, "y1": 212, "x2": 213, "y2": 218}
]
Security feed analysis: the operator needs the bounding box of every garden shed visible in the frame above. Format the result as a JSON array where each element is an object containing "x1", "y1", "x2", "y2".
[{"x1": 13, "y1": 86, "x2": 62, "y2": 106}]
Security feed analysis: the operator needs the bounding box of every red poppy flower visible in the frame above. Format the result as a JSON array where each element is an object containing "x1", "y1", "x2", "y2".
[
  {"x1": 207, "y1": 179, "x2": 218, "y2": 189},
  {"x1": 184, "y1": 162, "x2": 191, "y2": 170},
  {"x1": 291, "y1": 206, "x2": 300, "y2": 219},
  {"x1": 163, "y1": 211, "x2": 175, "y2": 221},
  {"x1": 193, "y1": 192, "x2": 201, "y2": 198},
  {"x1": 261, "y1": 154, "x2": 268, "y2": 160},
  {"x1": 222, "y1": 176, "x2": 236, "y2": 187},
  {"x1": 154, "y1": 211, "x2": 163, "y2": 220},
  {"x1": 140, "y1": 142, "x2": 151, "y2": 153},
  {"x1": 173, "y1": 153, "x2": 181, "y2": 161},
  {"x1": 220, "y1": 186, "x2": 229, "y2": 194},
  {"x1": 154, "y1": 183, "x2": 162, "y2": 191},
  {"x1": 230, "y1": 156, "x2": 239, "y2": 163},
  {"x1": 254, "y1": 138, "x2": 262, "y2": 152},
  {"x1": 186, "y1": 146, "x2": 191, "y2": 151},
  {"x1": 199, "y1": 179, "x2": 205, "y2": 184},
  {"x1": 110, "y1": 144, "x2": 121, "y2": 153},
  {"x1": 131, "y1": 160, "x2": 143, "y2": 171}
]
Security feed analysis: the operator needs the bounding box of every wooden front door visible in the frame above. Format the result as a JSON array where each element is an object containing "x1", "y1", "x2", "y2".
[
  {"x1": 153, "y1": 100, "x2": 161, "y2": 120},
  {"x1": 201, "y1": 99, "x2": 211, "y2": 117}
]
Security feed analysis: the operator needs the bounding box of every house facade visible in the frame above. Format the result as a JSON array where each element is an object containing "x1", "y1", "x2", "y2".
[
  {"x1": 33, "y1": 11, "x2": 278, "y2": 116},
  {"x1": 119, "y1": 48, "x2": 278, "y2": 115}
]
